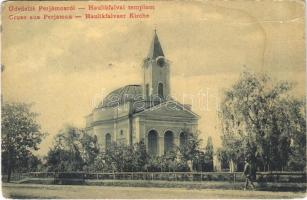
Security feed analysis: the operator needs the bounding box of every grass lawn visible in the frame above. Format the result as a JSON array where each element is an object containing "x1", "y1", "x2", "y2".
[
  {"x1": 2, "y1": 183, "x2": 306, "y2": 199},
  {"x1": 17, "y1": 178, "x2": 306, "y2": 191}
]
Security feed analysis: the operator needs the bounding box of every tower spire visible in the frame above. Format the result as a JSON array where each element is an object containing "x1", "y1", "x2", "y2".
[
  {"x1": 148, "y1": 30, "x2": 164, "y2": 59},
  {"x1": 143, "y1": 30, "x2": 170, "y2": 101}
]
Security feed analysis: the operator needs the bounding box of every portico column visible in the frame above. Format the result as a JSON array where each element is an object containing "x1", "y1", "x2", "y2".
[
  {"x1": 174, "y1": 134, "x2": 180, "y2": 149},
  {"x1": 159, "y1": 135, "x2": 164, "y2": 156},
  {"x1": 145, "y1": 133, "x2": 148, "y2": 152}
]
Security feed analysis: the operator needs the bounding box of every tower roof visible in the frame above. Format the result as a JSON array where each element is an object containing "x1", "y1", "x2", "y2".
[{"x1": 147, "y1": 30, "x2": 164, "y2": 59}]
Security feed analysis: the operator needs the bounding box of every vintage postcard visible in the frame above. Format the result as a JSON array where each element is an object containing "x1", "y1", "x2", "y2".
[{"x1": 1, "y1": 0, "x2": 306, "y2": 199}]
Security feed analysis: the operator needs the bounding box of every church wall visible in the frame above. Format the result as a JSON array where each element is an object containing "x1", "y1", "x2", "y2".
[
  {"x1": 89, "y1": 111, "x2": 198, "y2": 153},
  {"x1": 92, "y1": 103, "x2": 130, "y2": 122},
  {"x1": 93, "y1": 123, "x2": 114, "y2": 149},
  {"x1": 85, "y1": 114, "x2": 93, "y2": 128},
  {"x1": 115, "y1": 118, "x2": 130, "y2": 145},
  {"x1": 133, "y1": 116, "x2": 146, "y2": 143},
  {"x1": 86, "y1": 102, "x2": 133, "y2": 150},
  {"x1": 91, "y1": 116, "x2": 131, "y2": 150},
  {"x1": 85, "y1": 127, "x2": 94, "y2": 135}
]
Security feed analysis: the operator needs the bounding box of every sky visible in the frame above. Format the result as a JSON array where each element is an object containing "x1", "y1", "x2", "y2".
[{"x1": 2, "y1": 0, "x2": 306, "y2": 155}]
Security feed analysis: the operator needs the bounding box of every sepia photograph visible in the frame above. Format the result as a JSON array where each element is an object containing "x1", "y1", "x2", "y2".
[{"x1": 1, "y1": 0, "x2": 306, "y2": 199}]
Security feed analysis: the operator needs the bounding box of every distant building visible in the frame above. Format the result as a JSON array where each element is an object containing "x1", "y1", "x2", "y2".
[{"x1": 85, "y1": 31, "x2": 199, "y2": 156}]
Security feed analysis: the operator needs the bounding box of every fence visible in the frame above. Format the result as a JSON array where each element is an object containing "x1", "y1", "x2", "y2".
[
  {"x1": 1, "y1": 173, "x2": 29, "y2": 182},
  {"x1": 10, "y1": 171, "x2": 303, "y2": 183}
]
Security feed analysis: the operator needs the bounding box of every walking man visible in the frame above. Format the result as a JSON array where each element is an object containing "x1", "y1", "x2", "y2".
[{"x1": 243, "y1": 159, "x2": 256, "y2": 190}]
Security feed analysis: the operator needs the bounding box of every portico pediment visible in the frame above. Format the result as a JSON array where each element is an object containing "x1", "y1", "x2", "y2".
[{"x1": 134, "y1": 100, "x2": 199, "y2": 120}]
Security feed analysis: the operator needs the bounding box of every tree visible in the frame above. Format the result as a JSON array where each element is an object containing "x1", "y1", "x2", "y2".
[
  {"x1": 146, "y1": 156, "x2": 162, "y2": 172},
  {"x1": 204, "y1": 136, "x2": 214, "y2": 171},
  {"x1": 287, "y1": 100, "x2": 306, "y2": 171},
  {"x1": 218, "y1": 70, "x2": 306, "y2": 171},
  {"x1": 216, "y1": 148, "x2": 229, "y2": 170},
  {"x1": 17, "y1": 152, "x2": 43, "y2": 172},
  {"x1": 133, "y1": 140, "x2": 149, "y2": 171},
  {"x1": 101, "y1": 141, "x2": 149, "y2": 172},
  {"x1": 46, "y1": 147, "x2": 77, "y2": 172},
  {"x1": 80, "y1": 133, "x2": 99, "y2": 171},
  {"x1": 45, "y1": 125, "x2": 95, "y2": 172},
  {"x1": 93, "y1": 153, "x2": 108, "y2": 172},
  {"x1": 103, "y1": 142, "x2": 127, "y2": 172},
  {"x1": 178, "y1": 129, "x2": 203, "y2": 171},
  {"x1": 160, "y1": 150, "x2": 179, "y2": 172},
  {"x1": 2, "y1": 102, "x2": 46, "y2": 182}
]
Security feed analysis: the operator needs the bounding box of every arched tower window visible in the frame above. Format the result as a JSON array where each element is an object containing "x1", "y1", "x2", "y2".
[{"x1": 158, "y1": 83, "x2": 163, "y2": 98}]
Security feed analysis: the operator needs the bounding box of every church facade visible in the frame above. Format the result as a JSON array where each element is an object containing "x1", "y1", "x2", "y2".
[{"x1": 85, "y1": 31, "x2": 199, "y2": 156}]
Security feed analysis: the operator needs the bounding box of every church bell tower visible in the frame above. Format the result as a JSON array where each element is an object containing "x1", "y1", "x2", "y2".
[{"x1": 143, "y1": 30, "x2": 170, "y2": 102}]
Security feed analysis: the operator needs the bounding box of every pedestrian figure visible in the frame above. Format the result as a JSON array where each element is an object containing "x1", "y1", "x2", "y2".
[{"x1": 243, "y1": 159, "x2": 256, "y2": 190}]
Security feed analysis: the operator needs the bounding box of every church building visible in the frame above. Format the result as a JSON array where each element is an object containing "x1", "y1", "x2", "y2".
[{"x1": 85, "y1": 31, "x2": 199, "y2": 156}]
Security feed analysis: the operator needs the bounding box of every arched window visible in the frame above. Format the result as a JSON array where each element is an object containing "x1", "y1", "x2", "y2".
[
  {"x1": 164, "y1": 131, "x2": 174, "y2": 154},
  {"x1": 158, "y1": 83, "x2": 163, "y2": 98},
  {"x1": 148, "y1": 130, "x2": 158, "y2": 156}
]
